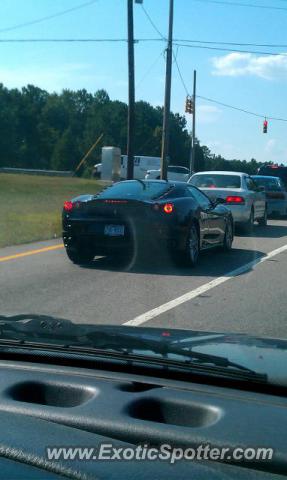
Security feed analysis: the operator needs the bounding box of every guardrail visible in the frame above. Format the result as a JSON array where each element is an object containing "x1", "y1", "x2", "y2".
[{"x1": 0, "y1": 167, "x2": 73, "y2": 177}]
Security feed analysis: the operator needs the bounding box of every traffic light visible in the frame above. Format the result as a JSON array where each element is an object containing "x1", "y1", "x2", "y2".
[
  {"x1": 263, "y1": 119, "x2": 268, "y2": 134},
  {"x1": 185, "y1": 96, "x2": 194, "y2": 114}
]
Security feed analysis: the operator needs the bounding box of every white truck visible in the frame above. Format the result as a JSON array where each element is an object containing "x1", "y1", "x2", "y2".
[
  {"x1": 120, "y1": 155, "x2": 161, "y2": 180},
  {"x1": 93, "y1": 153, "x2": 161, "y2": 180}
]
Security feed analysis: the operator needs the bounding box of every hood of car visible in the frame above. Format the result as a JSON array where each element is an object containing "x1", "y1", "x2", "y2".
[
  {"x1": 0, "y1": 315, "x2": 287, "y2": 386},
  {"x1": 120, "y1": 326, "x2": 287, "y2": 385}
]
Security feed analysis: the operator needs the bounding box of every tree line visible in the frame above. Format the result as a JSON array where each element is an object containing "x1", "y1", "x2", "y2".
[{"x1": 0, "y1": 83, "x2": 266, "y2": 175}]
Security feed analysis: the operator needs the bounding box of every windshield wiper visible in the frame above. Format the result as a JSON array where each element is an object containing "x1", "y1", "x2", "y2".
[
  {"x1": 134, "y1": 179, "x2": 146, "y2": 189},
  {"x1": 0, "y1": 315, "x2": 266, "y2": 382}
]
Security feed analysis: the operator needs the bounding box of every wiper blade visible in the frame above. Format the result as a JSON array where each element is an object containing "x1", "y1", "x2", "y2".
[
  {"x1": 0, "y1": 315, "x2": 266, "y2": 381},
  {"x1": 0, "y1": 338, "x2": 266, "y2": 385},
  {"x1": 152, "y1": 185, "x2": 174, "y2": 200},
  {"x1": 134, "y1": 179, "x2": 146, "y2": 189},
  {"x1": 83, "y1": 333, "x2": 265, "y2": 378}
]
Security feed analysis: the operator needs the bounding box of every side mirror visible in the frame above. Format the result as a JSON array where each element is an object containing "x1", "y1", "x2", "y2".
[{"x1": 214, "y1": 197, "x2": 226, "y2": 205}]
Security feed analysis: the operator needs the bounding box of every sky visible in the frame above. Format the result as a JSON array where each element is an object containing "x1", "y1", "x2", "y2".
[{"x1": 0, "y1": 0, "x2": 287, "y2": 163}]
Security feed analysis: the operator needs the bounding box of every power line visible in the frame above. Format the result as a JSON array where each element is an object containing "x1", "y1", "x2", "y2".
[
  {"x1": 0, "y1": 37, "x2": 285, "y2": 57},
  {"x1": 134, "y1": 5, "x2": 190, "y2": 104},
  {"x1": 197, "y1": 95, "x2": 287, "y2": 122},
  {"x1": 171, "y1": 50, "x2": 287, "y2": 122},
  {"x1": 174, "y1": 42, "x2": 287, "y2": 56},
  {"x1": 0, "y1": 38, "x2": 130, "y2": 43},
  {"x1": 138, "y1": 1, "x2": 287, "y2": 123},
  {"x1": 136, "y1": 49, "x2": 165, "y2": 89},
  {"x1": 173, "y1": 53, "x2": 190, "y2": 95},
  {"x1": 0, "y1": 38, "x2": 164, "y2": 44},
  {"x1": 194, "y1": 0, "x2": 287, "y2": 11},
  {"x1": 140, "y1": 5, "x2": 166, "y2": 40},
  {"x1": 0, "y1": 36, "x2": 286, "y2": 51},
  {"x1": 141, "y1": 3, "x2": 287, "y2": 58},
  {"x1": 174, "y1": 39, "x2": 287, "y2": 49},
  {"x1": 0, "y1": 0, "x2": 99, "y2": 34}
]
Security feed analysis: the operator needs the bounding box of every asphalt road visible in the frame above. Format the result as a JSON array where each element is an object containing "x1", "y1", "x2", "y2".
[{"x1": 1, "y1": 219, "x2": 287, "y2": 338}]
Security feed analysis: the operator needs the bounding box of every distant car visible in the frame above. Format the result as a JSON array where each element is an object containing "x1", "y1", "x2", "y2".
[
  {"x1": 62, "y1": 180, "x2": 234, "y2": 267},
  {"x1": 257, "y1": 164, "x2": 287, "y2": 189},
  {"x1": 145, "y1": 165, "x2": 190, "y2": 182},
  {"x1": 92, "y1": 163, "x2": 102, "y2": 178},
  {"x1": 252, "y1": 175, "x2": 287, "y2": 217},
  {"x1": 189, "y1": 171, "x2": 267, "y2": 232}
]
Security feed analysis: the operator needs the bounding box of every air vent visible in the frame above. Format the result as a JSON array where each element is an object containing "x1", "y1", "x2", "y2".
[
  {"x1": 7, "y1": 381, "x2": 96, "y2": 408},
  {"x1": 127, "y1": 398, "x2": 221, "y2": 428}
]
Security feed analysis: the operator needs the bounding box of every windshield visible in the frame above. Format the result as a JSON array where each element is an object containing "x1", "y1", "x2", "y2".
[
  {"x1": 2, "y1": 0, "x2": 287, "y2": 394},
  {"x1": 191, "y1": 174, "x2": 241, "y2": 189}
]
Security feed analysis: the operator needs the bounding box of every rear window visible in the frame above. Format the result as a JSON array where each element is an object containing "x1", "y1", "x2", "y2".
[
  {"x1": 96, "y1": 181, "x2": 172, "y2": 200},
  {"x1": 252, "y1": 177, "x2": 282, "y2": 192},
  {"x1": 258, "y1": 166, "x2": 287, "y2": 187},
  {"x1": 190, "y1": 174, "x2": 241, "y2": 189}
]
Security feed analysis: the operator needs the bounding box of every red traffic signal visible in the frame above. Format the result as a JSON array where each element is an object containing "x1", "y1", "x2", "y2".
[{"x1": 263, "y1": 120, "x2": 268, "y2": 133}]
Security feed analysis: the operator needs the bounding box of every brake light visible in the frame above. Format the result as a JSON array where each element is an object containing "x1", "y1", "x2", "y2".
[
  {"x1": 162, "y1": 331, "x2": 171, "y2": 337},
  {"x1": 63, "y1": 201, "x2": 73, "y2": 212},
  {"x1": 226, "y1": 196, "x2": 245, "y2": 204},
  {"x1": 163, "y1": 203, "x2": 174, "y2": 214}
]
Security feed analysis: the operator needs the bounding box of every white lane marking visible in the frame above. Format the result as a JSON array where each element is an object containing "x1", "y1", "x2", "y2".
[{"x1": 123, "y1": 243, "x2": 287, "y2": 327}]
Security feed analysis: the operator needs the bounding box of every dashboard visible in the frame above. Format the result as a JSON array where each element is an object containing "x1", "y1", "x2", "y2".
[{"x1": 0, "y1": 358, "x2": 285, "y2": 479}]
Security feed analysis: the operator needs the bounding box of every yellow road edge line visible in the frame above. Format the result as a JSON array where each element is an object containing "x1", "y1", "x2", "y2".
[{"x1": 0, "y1": 244, "x2": 64, "y2": 263}]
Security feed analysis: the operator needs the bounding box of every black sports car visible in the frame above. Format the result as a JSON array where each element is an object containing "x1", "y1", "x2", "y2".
[{"x1": 62, "y1": 180, "x2": 234, "y2": 266}]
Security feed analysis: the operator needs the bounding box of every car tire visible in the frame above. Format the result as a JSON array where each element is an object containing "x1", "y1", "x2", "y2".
[
  {"x1": 223, "y1": 218, "x2": 233, "y2": 251},
  {"x1": 243, "y1": 207, "x2": 254, "y2": 233},
  {"x1": 258, "y1": 206, "x2": 268, "y2": 226},
  {"x1": 180, "y1": 223, "x2": 200, "y2": 267},
  {"x1": 65, "y1": 247, "x2": 94, "y2": 265}
]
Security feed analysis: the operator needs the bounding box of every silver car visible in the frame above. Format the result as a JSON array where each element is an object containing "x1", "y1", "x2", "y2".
[{"x1": 189, "y1": 171, "x2": 267, "y2": 232}]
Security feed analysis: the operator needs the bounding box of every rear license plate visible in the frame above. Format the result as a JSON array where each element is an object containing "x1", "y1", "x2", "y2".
[{"x1": 104, "y1": 225, "x2": 125, "y2": 236}]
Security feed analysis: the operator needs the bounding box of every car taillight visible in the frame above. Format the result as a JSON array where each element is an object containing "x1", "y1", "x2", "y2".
[
  {"x1": 63, "y1": 201, "x2": 74, "y2": 212},
  {"x1": 162, "y1": 331, "x2": 171, "y2": 337},
  {"x1": 152, "y1": 203, "x2": 175, "y2": 213},
  {"x1": 226, "y1": 196, "x2": 245, "y2": 205},
  {"x1": 163, "y1": 203, "x2": 174, "y2": 214}
]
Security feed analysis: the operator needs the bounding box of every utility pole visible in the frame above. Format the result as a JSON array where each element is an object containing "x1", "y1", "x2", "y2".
[
  {"x1": 161, "y1": 0, "x2": 174, "y2": 180},
  {"x1": 127, "y1": 0, "x2": 135, "y2": 179},
  {"x1": 190, "y1": 69, "x2": 197, "y2": 175}
]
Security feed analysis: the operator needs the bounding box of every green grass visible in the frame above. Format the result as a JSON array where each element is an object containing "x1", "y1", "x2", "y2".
[{"x1": 0, "y1": 173, "x2": 104, "y2": 248}]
